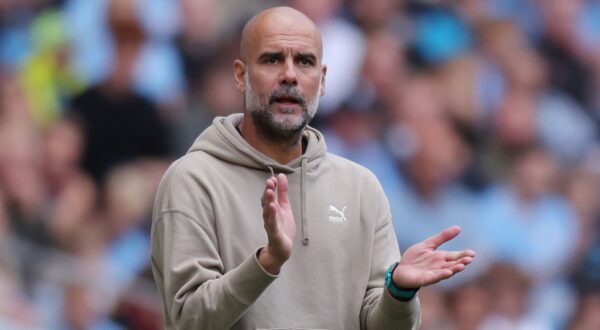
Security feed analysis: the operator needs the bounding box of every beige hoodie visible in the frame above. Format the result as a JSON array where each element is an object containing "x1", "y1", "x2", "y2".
[{"x1": 151, "y1": 114, "x2": 420, "y2": 329}]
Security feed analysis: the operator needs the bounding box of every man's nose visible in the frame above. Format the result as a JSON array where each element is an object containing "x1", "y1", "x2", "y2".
[{"x1": 279, "y1": 58, "x2": 298, "y2": 86}]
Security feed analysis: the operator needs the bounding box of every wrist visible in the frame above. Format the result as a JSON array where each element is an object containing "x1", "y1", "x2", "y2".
[
  {"x1": 257, "y1": 247, "x2": 286, "y2": 275},
  {"x1": 385, "y1": 262, "x2": 419, "y2": 301}
]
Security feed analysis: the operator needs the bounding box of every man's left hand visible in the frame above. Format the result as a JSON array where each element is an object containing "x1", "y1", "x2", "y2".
[{"x1": 392, "y1": 226, "x2": 475, "y2": 289}]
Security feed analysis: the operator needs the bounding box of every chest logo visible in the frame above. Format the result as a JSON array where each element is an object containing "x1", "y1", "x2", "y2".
[{"x1": 328, "y1": 205, "x2": 347, "y2": 223}]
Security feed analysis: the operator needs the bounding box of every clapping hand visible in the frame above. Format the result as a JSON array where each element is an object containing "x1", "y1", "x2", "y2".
[{"x1": 258, "y1": 174, "x2": 296, "y2": 275}]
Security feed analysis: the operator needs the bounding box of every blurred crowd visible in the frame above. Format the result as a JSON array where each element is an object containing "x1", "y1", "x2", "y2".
[{"x1": 1, "y1": 0, "x2": 600, "y2": 329}]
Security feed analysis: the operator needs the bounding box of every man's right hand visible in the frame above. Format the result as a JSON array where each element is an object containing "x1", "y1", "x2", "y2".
[{"x1": 258, "y1": 173, "x2": 296, "y2": 275}]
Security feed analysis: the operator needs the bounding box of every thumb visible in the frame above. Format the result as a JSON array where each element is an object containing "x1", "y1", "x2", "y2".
[{"x1": 423, "y1": 226, "x2": 461, "y2": 250}]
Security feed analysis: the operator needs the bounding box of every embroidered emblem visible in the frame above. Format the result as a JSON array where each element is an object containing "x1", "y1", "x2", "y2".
[{"x1": 328, "y1": 205, "x2": 347, "y2": 223}]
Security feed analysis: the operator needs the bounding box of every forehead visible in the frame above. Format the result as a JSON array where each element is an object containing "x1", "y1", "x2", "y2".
[
  {"x1": 258, "y1": 33, "x2": 320, "y2": 54},
  {"x1": 246, "y1": 13, "x2": 322, "y2": 58}
]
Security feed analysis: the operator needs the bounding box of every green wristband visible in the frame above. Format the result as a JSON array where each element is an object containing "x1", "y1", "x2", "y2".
[{"x1": 385, "y1": 262, "x2": 419, "y2": 301}]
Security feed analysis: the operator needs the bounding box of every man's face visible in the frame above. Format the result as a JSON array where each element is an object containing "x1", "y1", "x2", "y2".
[
  {"x1": 244, "y1": 70, "x2": 320, "y2": 140},
  {"x1": 236, "y1": 12, "x2": 326, "y2": 140}
]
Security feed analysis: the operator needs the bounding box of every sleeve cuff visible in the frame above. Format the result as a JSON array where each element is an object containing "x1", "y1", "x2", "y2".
[
  {"x1": 377, "y1": 288, "x2": 421, "y2": 321},
  {"x1": 222, "y1": 249, "x2": 278, "y2": 306}
]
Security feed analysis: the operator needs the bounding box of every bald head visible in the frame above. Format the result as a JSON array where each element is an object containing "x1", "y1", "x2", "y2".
[
  {"x1": 240, "y1": 6, "x2": 323, "y2": 62},
  {"x1": 233, "y1": 6, "x2": 327, "y2": 145}
]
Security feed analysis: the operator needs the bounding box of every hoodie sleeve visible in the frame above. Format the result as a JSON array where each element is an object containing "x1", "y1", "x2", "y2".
[
  {"x1": 360, "y1": 177, "x2": 421, "y2": 329},
  {"x1": 152, "y1": 211, "x2": 277, "y2": 329},
  {"x1": 150, "y1": 162, "x2": 278, "y2": 329}
]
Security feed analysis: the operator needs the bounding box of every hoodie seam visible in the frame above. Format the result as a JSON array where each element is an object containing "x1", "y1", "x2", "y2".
[
  {"x1": 154, "y1": 209, "x2": 218, "y2": 245},
  {"x1": 157, "y1": 157, "x2": 219, "y2": 240}
]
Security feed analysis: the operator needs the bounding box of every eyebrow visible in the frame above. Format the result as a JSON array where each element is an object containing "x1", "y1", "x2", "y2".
[
  {"x1": 257, "y1": 51, "x2": 318, "y2": 63},
  {"x1": 258, "y1": 52, "x2": 283, "y2": 62},
  {"x1": 296, "y1": 53, "x2": 317, "y2": 63}
]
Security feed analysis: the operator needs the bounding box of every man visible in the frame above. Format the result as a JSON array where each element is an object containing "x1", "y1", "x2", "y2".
[{"x1": 151, "y1": 6, "x2": 475, "y2": 329}]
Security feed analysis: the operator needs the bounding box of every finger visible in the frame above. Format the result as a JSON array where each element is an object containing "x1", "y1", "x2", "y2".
[
  {"x1": 263, "y1": 202, "x2": 279, "y2": 233},
  {"x1": 267, "y1": 176, "x2": 277, "y2": 191},
  {"x1": 423, "y1": 226, "x2": 461, "y2": 249},
  {"x1": 261, "y1": 177, "x2": 274, "y2": 202},
  {"x1": 439, "y1": 258, "x2": 473, "y2": 279},
  {"x1": 262, "y1": 185, "x2": 276, "y2": 207},
  {"x1": 262, "y1": 193, "x2": 272, "y2": 221},
  {"x1": 428, "y1": 265, "x2": 463, "y2": 285},
  {"x1": 276, "y1": 173, "x2": 290, "y2": 206},
  {"x1": 448, "y1": 263, "x2": 466, "y2": 274},
  {"x1": 268, "y1": 202, "x2": 279, "y2": 232},
  {"x1": 444, "y1": 250, "x2": 476, "y2": 261},
  {"x1": 262, "y1": 189, "x2": 276, "y2": 222},
  {"x1": 444, "y1": 256, "x2": 474, "y2": 269},
  {"x1": 432, "y1": 269, "x2": 454, "y2": 282}
]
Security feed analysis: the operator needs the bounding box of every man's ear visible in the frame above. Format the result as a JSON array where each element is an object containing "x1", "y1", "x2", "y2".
[
  {"x1": 320, "y1": 65, "x2": 327, "y2": 97},
  {"x1": 233, "y1": 59, "x2": 246, "y2": 93}
]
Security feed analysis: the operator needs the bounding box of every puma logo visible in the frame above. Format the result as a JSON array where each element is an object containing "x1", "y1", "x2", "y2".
[{"x1": 328, "y1": 205, "x2": 347, "y2": 223}]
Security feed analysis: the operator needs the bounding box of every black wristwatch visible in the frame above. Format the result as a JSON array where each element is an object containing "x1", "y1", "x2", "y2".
[{"x1": 385, "y1": 262, "x2": 419, "y2": 301}]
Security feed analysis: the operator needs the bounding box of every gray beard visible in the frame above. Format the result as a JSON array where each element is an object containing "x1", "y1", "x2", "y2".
[
  {"x1": 249, "y1": 104, "x2": 309, "y2": 141},
  {"x1": 245, "y1": 75, "x2": 320, "y2": 142}
]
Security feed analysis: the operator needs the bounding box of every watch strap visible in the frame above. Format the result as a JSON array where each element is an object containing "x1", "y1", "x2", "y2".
[{"x1": 385, "y1": 262, "x2": 419, "y2": 301}]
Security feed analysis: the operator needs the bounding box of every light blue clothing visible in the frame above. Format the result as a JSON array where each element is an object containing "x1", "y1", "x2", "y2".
[
  {"x1": 576, "y1": 2, "x2": 600, "y2": 53},
  {"x1": 476, "y1": 60, "x2": 505, "y2": 119},
  {"x1": 536, "y1": 92, "x2": 597, "y2": 165},
  {"x1": 483, "y1": 0, "x2": 544, "y2": 41},
  {"x1": 412, "y1": 9, "x2": 471, "y2": 64},
  {"x1": 30, "y1": 226, "x2": 150, "y2": 329},
  {"x1": 529, "y1": 280, "x2": 577, "y2": 330},
  {"x1": 133, "y1": 40, "x2": 184, "y2": 102},
  {"x1": 104, "y1": 226, "x2": 151, "y2": 289},
  {"x1": 481, "y1": 185, "x2": 579, "y2": 280},
  {"x1": 63, "y1": 0, "x2": 184, "y2": 102},
  {"x1": 317, "y1": 18, "x2": 366, "y2": 115},
  {"x1": 480, "y1": 185, "x2": 579, "y2": 328},
  {"x1": 63, "y1": 0, "x2": 112, "y2": 84},
  {"x1": 0, "y1": 26, "x2": 31, "y2": 67}
]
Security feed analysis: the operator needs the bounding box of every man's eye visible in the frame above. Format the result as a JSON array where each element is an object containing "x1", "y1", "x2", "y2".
[
  {"x1": 267, "y1": 56, "x2": 279, "y2": 64},
  {"x1": 299, "y1": 58, "x2": 314, "y2": 66}
]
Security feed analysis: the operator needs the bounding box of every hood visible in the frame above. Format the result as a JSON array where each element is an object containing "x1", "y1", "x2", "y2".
[
  {"x1": 188, "y1": 113, "x2": 327, "y2": 246},
  {"x1": 188, "y1": 113, "x2": 327, "y2": 174}
]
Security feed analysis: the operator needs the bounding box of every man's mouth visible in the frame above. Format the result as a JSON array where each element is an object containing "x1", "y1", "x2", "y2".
[{"x1": 271, "y1": 95, "x2": 300, "y2": 105}]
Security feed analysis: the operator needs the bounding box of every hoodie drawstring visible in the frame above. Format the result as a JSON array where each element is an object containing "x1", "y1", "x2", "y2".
[
  {"x1": 267, "y1": 166, "x2": 276, "y2": 196},
  {"x1": 300, "y1": 157, "x2": 309, "y2": 246}
]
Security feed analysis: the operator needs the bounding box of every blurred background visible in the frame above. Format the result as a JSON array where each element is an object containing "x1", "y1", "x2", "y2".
[{"x1": 1, "y1": 0, "x2": 600, "y2": 329}]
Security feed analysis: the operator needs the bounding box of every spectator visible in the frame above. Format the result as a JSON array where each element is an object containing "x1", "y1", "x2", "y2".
[
  {"x1": 68, "y1": 0, "x2": 169, "y2": 184},
  {"x1": 479, "y1": 262, "x2": 552, "y2": 330},
  {"x1": 446, "y1": 278, "x2": 491, "y2": 330}
]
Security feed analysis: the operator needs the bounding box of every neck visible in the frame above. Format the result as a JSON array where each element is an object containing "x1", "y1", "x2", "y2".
[{"x1": 239, "y1": 115, "x2": 304, "y2": 164}]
